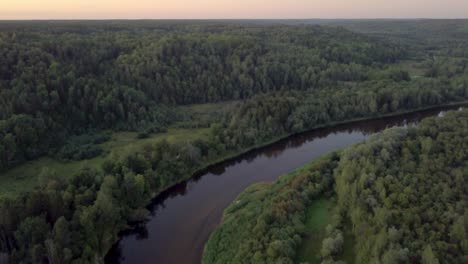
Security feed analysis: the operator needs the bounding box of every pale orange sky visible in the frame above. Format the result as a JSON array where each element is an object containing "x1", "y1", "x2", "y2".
[{"x1": 1, "y1": 0, "x2": 467, "y2": 19}]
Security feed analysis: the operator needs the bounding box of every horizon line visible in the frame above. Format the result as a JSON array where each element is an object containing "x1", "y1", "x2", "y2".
[{"x1": 1, "y1": 17, "x2": 467, "y2": 21}]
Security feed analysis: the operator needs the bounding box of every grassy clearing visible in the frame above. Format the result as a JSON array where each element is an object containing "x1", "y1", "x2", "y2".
[
  {"x1": 297, "y1": 199, "x2": 332, "y2": 264},
  {"x1": 0, "y1": 128, "x2": 209, "y2": 198},
  {"x1": 0, "y1": 100, "x2": 230, "y2": 199},
  {"x1": 340, "y1": 226, "x2": 356, "y2": 264},
  {"x1": 102, "y1": 127, "x2": 210, "y2": 155},
  {"x1": 398, "y1": 60, "x2": 427, "y2": 79},
  {"x1": 297, "y1": 198, "x2": 356, "y2": 264},
  {"x1": 173, "y1": 101, "x2": 238, "y2": 128},
  {"x1": 177, "y1": 101, "x2": 238, "y2": 114}
]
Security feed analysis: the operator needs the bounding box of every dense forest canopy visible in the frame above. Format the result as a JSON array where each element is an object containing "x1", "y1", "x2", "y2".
[
  {"x1": 1, "y1": 20, "x2": 468, "y2": 172},
  {"x1": 204, "y1": 109, "x2": 468, "y2": 264},
  {"x1": 0, "y1": 20, "x2": 468, "y2": 263},
  {"x1": 0, "y1": 21, "x2": 413, "y2": 171}
]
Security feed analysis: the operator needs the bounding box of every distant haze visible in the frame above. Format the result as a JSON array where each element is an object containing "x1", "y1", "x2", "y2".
[{"x1": 1, "y1": 0, "x2": 467, "y2": 20}]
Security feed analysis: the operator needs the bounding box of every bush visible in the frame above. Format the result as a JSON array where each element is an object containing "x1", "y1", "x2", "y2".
[{"x1": 56, "y1": 132, "x2": 110, "y2": 161}]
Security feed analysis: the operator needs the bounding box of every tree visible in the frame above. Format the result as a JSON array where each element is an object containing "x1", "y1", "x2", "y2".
[
  {"x1": 421, "y1": 245, "x2": 439, "y2": 264},
  {"x1": 321, "y1": 229, "x2": 344, "y2": 258}
]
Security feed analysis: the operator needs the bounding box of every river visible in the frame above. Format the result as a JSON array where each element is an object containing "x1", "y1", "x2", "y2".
[{"x1": 105, "y1": 105, "x2": 465, "y2": 264}]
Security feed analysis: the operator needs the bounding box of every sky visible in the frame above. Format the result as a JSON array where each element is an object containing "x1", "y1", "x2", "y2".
[{"x1": 1, "y1": 0, "x2": 467, "y2": 20}]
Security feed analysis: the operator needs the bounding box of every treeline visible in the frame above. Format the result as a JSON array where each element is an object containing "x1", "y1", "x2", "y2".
[
  {"x1": 0, "y1": 22, "x2": 405, "y2": 171},
  {"x1": 336, "y1": 19, "x2": 468, "y2": 58},
  {"x1": 216, "y1": 78, "x2": 467, "y2": 149},
  {"x1": 203, "y1": 109, "x2": 468, "y2": 264}
]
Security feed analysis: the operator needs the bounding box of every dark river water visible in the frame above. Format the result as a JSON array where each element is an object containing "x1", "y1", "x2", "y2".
[{"x1": 105, "y1": 105, "x2": 465, "y2": 264}]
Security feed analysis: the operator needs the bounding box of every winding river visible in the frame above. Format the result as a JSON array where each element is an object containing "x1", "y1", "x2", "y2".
[{"x1": 105, "y1": 104, "x2": 465, "y2": 264}]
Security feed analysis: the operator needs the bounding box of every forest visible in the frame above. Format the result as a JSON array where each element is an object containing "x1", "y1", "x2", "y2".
[
  {"x1": 0, "y1": 20, "x2": 468, "y2": 263},
  {"x1": 0, "y1": 21, "x2": 409, "y2": 171},
  {"x1": 204, "y1": 109, "x2": 468, "y2": 264}
]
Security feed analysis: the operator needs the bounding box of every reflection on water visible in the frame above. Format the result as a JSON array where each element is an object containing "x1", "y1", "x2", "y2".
[{"x1": 106, "y1": 105, "x2": 465, "y2": 264}]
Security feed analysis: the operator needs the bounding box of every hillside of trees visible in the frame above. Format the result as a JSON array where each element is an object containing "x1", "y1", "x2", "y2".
[
  {"x1": 2, "y1": 21, "x2": 468, "y2": 172},
  {"x1": 0, "y1": 20, "x2": 468, "y2": 263},
  {"x1": 335, "y1": 109, "x2": 468, "y2": 264},
  {"x1": 204, "y1": 109, "x2": 468, "y2": 264},
  {"x1": 0, "y1": 21, "x2": 408, "y2": 171}
]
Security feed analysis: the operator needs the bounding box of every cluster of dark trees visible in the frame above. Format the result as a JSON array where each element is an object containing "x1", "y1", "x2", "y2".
[
  {"x1": 55, "y1": 133, "x2": 111, "y2": 161},
  {"x1": 0, "y1": 114, "x2": 56, "y2": 169},
  {"x1": 204, "y1": 109, "x2": 468, "y2": 264}
]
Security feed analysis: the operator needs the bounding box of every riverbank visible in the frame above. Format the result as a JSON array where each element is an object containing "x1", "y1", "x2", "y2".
[
  {"x1": 142, "y1": 99, "x2": 468, "y2": 204},
  {"x1": 203, "y1": 108, "x2": 468, "y2": 264},
  {"x1": 106, "y1": 102, "x2": 466, "y2": 264}
]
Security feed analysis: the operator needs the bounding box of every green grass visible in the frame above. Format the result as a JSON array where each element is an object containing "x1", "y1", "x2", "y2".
[
  {"x1": 297, "y1": 199, "x2": 332, "y2": 264},
  {"x1": 340, "y1": 225, "x2": 356, "y2": 264},
  {"x1": 102, "y1": 127, "x2": 210, "y2": 155},
  {"x1": 297, "y1": 198, "x2": 356, "y2": 264},
  {"x1": 173, "y1": 101, "x2": 238, "y2": 128},
  {"x1": 177, "y1": 101, "x2": 238, "y2": 114},
  {"x1": 398, "y1": 60, "x2": 427, "y2": 79},
  {"x1": 0, "y1": 127, "x2": 209, "y2": 198},
  {"x1": 461, "y1": 24, "x2": 468, "y2": 32}
]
